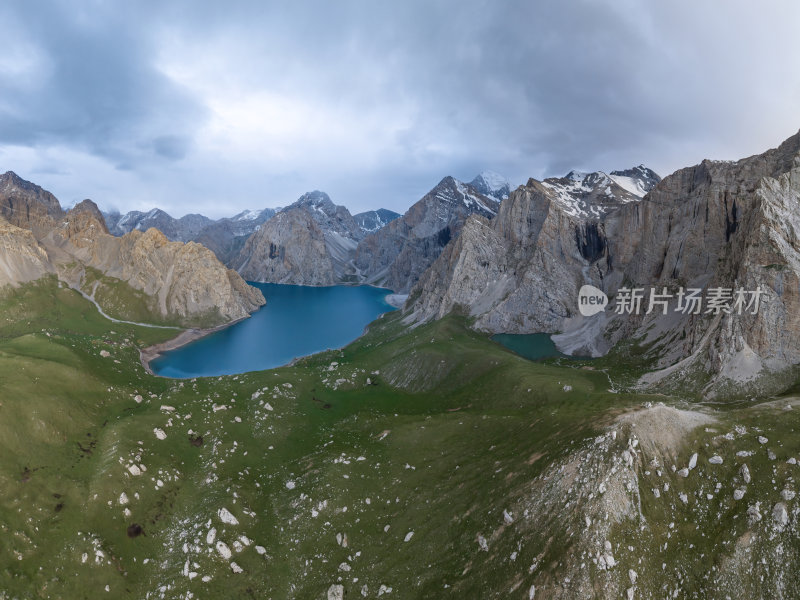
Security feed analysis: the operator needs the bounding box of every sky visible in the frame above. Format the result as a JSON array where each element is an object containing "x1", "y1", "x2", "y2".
[{"x1": 1, "y1": 0, "x2": 800, "y2": 218}]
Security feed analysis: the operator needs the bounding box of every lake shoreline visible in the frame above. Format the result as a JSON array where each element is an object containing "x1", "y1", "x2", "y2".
[{"x1": 139, "y1": 315, "x2": 250, "y2": 377}]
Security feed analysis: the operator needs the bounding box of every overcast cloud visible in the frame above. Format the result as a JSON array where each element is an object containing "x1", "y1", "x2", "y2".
[{"x1": 1, "y1": 0, "x2": 799, "y2": 217}]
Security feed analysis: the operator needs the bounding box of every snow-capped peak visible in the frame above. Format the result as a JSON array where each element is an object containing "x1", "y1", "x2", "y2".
[
  {"x1": 565, "y1": 170, "x2": 589, "y2": 183},
  {"x1": 475, "y1": 170, "x2": 508, "y2": 191},
  {"x1": 232, "y1": 209, "x2": 261, "y2": 221},
  {"x1": 540, "y1": 165, "x2": 661, "y2": 218},
  {"x1": 609, "y1": 165, "x2": 661, "y2": 197},
  {"x1": 289, "y1": 191, "x2": 337, "y2": 215},
  {"x1": 469, "y1": 171, "x2": 511, "y2": 202}
]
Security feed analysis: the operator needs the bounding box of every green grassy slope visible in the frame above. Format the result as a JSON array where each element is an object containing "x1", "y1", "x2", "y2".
[{"x1": 0, "y1": 278, "x2": 798, "y2": 599}]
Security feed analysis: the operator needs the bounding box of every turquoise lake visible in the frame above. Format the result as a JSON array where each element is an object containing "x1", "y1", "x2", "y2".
[
  {"x1": 491, "y1": 333, "x2": 573, "y2": 361},
  {"x1": 151, "y1": 283, "x2": 396, "y2": 378}
]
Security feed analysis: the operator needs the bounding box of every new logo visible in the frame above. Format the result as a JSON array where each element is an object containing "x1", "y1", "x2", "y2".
[{"x1": 578, "y1": 285, "x2": 608, "y2": 317}]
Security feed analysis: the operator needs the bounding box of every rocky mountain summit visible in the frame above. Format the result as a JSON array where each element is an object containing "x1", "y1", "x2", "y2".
[
  {"x1": 0, "y1": 171, "x2": 66, "y2": 237},
  {"x1": 539, "y1": 165, "x2": 661, "y2": 217},
  {"x1": 469, "y1": 170, "x2": 512, "y2": 202},
  {"x1": 609, "y1": 164, "x2": 661, "y2": 195},
  {"x1": 353, "y1": 208, "x2": 401, "y2": 233},
  {"x1": 235, "y1": 208, "x2": 336, "y2": 285},
  {"x1": 287, "y1": 191, "x2": 365, "y2": 242},
  {"x1": 234, "y1": 178, "x2": 500, "y2": 290},
  {"x1": 354, "y1": 176, "x2": 500, "y2": 293},
  {"x1": 408, "y1": 131, "x2": 800, "y2": 397},
  {"x1": 0, "y1": 172, "x2": 264, "y2": 326}
]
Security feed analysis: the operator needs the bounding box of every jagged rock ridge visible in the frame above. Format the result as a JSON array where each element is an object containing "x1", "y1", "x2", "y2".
[
  {"x1": 540, "y1": 166, "x2": 660, "y2": 217},
  {"x1": 354, "y1": 176, "x2": 500, "y2": 293},
  {"x1": 408, "y1": 132, "x2": 800, "y2": 396},
  {"x1": 104, "y1": 205, "x2": 280, "y2": 265},
  {"x1": 406, "y1": 164, "x2": 662, "y2": 334},
  {"x1": 0, "y1": 172, "x2": 264, "y2": 326},
  {"x1": 105, "y1": 208, "x2": 213, "y2": 242},
  {"x1": 101, "y1": 174, "x2": 504, "y2": 292}
]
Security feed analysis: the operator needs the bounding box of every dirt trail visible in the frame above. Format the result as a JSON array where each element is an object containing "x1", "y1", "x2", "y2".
[{"x1": 70, "y1": 282, "x2": 181, "y2": 330}]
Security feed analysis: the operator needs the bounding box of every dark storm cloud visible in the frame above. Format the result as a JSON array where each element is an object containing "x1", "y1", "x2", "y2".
[
  {"x1": 0, "y1": 1, "x2": 204, "y2": 165},
  {"x1": 0, "y1": 0, "x2": 798, "y2": 216}
]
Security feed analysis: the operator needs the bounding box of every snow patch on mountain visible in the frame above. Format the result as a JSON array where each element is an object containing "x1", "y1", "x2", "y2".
[
  {"x1": 542, "y1": 166, "x2": 661, "y2": 218},
  {"x1": 455, "y1": 179, "x2": 498, "y2": 216}
]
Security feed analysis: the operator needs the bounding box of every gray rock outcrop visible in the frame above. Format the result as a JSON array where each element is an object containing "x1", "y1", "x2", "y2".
[
  {"x1": 407, "y1": 167, "x2": 658, "y2": 338},
  {"x1": 233, "y1": 191, "x2": 363, "y2": 284},
  {"x1": 355, "y1": 176, "x2": 499, "y2": 293},
  {"x1": 0, "y1": 218, "x2": 54, "y2": 287},
  {"x1": 235, "y1": 208, "x2": 337, "y2": 285}
]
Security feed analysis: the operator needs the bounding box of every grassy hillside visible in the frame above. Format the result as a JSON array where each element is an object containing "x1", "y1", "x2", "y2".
[{"x1": 0, "y1": 278, "x2": 798, "y2": 598}]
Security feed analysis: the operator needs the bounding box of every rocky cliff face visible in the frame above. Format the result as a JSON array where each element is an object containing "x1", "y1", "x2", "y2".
[
  {"x1": 607, "y1": 134, "x2": 800, "y2": 396},
  {"x1": 407, "y1": 179, "x2": 606, "y2": 336},
  {"x1": 233, "y1": 191, "x2": 366, "y2": 284},
  {"x1": 407, "y1": 166, "x2": 659, "y2": 333},
  {"x1": 407, "y1": 166, "x2": 660, "y2": 334},
  {"x1": 0, "y1": 174, "x2": 264, "y2": 326},
  {"x1": 235, "y1": 208, "x2": 336, "y2": 285},
  {"x1": 0, "y1": 171, "x2": 65, "y2": 237},
  {"x1": 408, "y1": 135, "x2": 800, "y2": 397},
  {"x1": 49, "y1": 203, "x2": 264, "y2": 323},
  {"x1": 355, "y1": 176, "x2": 499, "y2": 293},
  {"x1": 0, "y1": 218, "x2": 54, "y2": 287}
]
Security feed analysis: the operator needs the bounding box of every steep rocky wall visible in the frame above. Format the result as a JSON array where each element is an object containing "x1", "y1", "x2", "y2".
[{"x1": 406, "y1": 131, "x2": 800, "y2": 397}]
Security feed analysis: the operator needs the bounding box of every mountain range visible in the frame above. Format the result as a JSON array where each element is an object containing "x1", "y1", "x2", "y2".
[
  {"x1": 407, "y1": 133, "x2": 800, "y2": 398},
  {"x1": 0, "y1": 172, "x2": 264, "y2": 327},
  {"x1": 227, "y1": 176, "x2": 506, "y2": 292},
  {"x1": 15, "y1": 133, "x2": 796, "y2": 400},
  {"x1": 99, "y1": 173, "x2": 513, "y2": 293}
]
